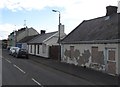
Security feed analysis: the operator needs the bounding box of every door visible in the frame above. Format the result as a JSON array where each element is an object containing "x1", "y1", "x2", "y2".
[
  {"x1": 49, "y1": 45, "x2": 61, "y2": 60},
  {"x1": 106, "y1": 48, "x2": 116, "y2": 75}
]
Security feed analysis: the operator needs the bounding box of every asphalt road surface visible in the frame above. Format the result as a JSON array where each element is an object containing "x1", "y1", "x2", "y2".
[{"x1": 2, "y1": 49, "x2": 95, "y2": 86}]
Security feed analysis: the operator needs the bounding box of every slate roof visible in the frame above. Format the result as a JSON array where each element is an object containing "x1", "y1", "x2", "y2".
[
  {"x1": 28, "y1": 31, "x2": 57, "y2": 44},
  {"x1": 18, "y1": 35, "x2": 39, "y2": 43},
  {"x1": 61, "y1": 13, "x2": 120, "y2": 44}
]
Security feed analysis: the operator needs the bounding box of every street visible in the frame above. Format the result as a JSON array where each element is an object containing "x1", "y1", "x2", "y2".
[{"x1": 2, "y1": 49, "x2": 95, "y2": 86}]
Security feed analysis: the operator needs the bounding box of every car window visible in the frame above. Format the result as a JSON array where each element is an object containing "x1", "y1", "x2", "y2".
[{"x1": 20, "y1": 49, "x2": 27, "y2": 52}]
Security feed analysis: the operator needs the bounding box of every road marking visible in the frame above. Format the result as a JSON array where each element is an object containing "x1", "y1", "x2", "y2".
[
  {"x1": 13, "y1": 64, "x2": 26, "y2": 74},
  {"x1": 32, "y1": 78, "x2": 43, "y2": 86},
  {"x1": 5, "y1": 59, "x2": 11, "y2": 63}
]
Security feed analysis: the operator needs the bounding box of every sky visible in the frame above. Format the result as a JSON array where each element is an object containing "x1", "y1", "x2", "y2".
[{"x1": 0, "y1": 0, "x2": 119, "y2": 40}]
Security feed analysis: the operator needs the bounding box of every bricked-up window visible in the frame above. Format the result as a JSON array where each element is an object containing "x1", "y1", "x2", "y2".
[
  {"x1": 37, "y1": 45, "x2": 39, "y2": 54},
  {"x1": 70, "y1": 46, "x2": 75, "y2": 59},
  {"x1": 91, "y1": 46, "x2": 104, "y2": 64}
]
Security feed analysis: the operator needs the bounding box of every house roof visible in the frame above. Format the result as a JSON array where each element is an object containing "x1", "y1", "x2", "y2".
[
  {"x1": 61, "y1": 13, "x2": 120, "y2": 44},
  {"x1": 18, "y1": 35, "x2": 39, "y2": 43},
  {"x1": 28, "y1": 31, "x2": 57, "y2": 44},
  {"x1": 9, "y1": 27, "x2": 26, "y2": 37}
]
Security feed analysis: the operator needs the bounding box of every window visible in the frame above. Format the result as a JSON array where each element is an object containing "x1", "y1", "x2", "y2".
[
  {"x1": 37, "y1": 45, "x2": 39, "y2": 54},
  {"x1": 30, "y1": 45, "x2": 32, "y2": 53}
]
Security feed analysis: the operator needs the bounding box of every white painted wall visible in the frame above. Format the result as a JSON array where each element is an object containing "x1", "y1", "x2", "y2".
[
  {"x1": 28, "y1": 45, "x2": 35, "y2": 55},
  {"x1": 44, "y1": 36, "x2": 58, "y2": 46},
  {"x1": 44, "y1": 32, "x2": 66, "y2": 46},
  {"x1": 61, "y1": 43, "x2": 119, "y2": 75},
  {"x1": 28, "y1": 27, "x2": 66, "y2": 58},
  {"x1": 28, "y1": 44, "x2": 49, "y2": 58},
  {"x1": 35, "y1": 44, "x2": 49, "y2": 58}
]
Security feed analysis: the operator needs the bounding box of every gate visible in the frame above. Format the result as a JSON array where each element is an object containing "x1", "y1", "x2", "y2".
[{"x1": 49, "y1": 45, "x2": 61, "y2": 60}]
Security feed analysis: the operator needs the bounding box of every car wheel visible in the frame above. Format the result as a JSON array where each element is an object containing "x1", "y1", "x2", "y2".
[
  {"x1": 15, "y1": 54, "x2": 19, "y2": 58},
  {"x1": 26, "y1": 56, "x2": 28, "y2": 59}
]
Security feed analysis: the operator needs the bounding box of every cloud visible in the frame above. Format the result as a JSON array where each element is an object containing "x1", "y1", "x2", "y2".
[
  {"x1": 118, "y1": 1, "x2": 120, "y2": 13},
  {"x1": 0, "y1": 0, "x2": 118, "y2": 18},
  {"x1": 0, "y1": 0, "x2": 85, "y2": 11},
  {"x1": 0, "y1": 24, "x2": 22, "y2": 39},
  {"x1": 0, "y1": 0, "x2": 119, "y2": 37}
]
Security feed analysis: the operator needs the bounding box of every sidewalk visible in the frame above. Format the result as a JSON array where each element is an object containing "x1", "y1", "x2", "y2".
[{"x1": 28, "y1": 55, "x2": 119, "y2": 85}]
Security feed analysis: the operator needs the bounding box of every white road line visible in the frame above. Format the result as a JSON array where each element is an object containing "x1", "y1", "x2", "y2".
[
  {"x1": 13, "y1": 64, "x2": 26, "y2": 74},
  {"x1": 31, "y1": 78, "x2": 42, "y2": 86},
  {"x1": 5, "y1": 59, "x2": 11, "y2": 63}
]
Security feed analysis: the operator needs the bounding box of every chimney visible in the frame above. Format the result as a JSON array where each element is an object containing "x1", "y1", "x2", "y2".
[
  {"x1": 41, "y1": 30, "x2": 46, "y2": 34},
  {"x1": 106, "y1": 6, "x2": 118, "y2": 16},
  {"x1": 58, "y1": 23, "x2": 65, "y2": 34},
  {"x1": 117, "y1": 1, "x2": 120, "y2": 13}
]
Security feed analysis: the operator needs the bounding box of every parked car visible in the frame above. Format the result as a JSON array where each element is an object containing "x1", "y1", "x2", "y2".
[
  {"x1": 7, "y1": 46, "x2": 10, "y2": 50},
  {"x1": 9, "y1": 47, "x2": 19, "y2": 55},
  {"x1": 13, "y1": 48, "x2": 28, "y2": 59}
]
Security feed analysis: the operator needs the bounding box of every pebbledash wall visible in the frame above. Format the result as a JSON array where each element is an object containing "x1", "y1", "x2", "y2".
[{"x1": 61, "y1": 43, "x2": 119, "y2": 76}]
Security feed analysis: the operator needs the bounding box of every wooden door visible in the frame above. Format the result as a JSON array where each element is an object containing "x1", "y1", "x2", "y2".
[{"x1": 49, "y1": 45, "x2": 61, "y2": 60}]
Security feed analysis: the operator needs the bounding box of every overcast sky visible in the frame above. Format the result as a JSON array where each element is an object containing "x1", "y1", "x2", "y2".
[{"x1": 0, "y1": 0, "x2": 119, "y2": 39}]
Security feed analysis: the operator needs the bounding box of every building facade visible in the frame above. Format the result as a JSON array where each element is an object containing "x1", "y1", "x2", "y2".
[
  {"x1": 28, "y1": 25, "x2": 66, "y2": 58},
  {"x1": 61, "y1": 6, "x2": 120, "y2": 76},
  {"x1": 8, "y1": 27, "x2": 39, "y2": 47}
]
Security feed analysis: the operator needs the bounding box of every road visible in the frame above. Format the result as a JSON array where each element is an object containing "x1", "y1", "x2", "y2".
[{"x1": 2, "y1": 49, "x2": 95, "y2": 86}]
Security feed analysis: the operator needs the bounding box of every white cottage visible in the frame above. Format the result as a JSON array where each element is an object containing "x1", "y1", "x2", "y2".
[
  {"x1": 28, "y1": 27, "x2": 66, "y2": 58},
  {"x1": 61, "y1": 6, "x2": 120, "y2": 76},
  {"x1": 18, "y1": 35, "x2": 38, "y2": 50}
]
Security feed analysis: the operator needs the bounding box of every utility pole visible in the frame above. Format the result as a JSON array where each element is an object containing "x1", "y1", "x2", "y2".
[
  {"x1": 52, "y1": 10, "x2": 61, "y2": 61},
  {"x1": 24, "y1": 20, "x2": 28, "y2": 36},
  {"x1": 24, "y1": 20, "x2": 26, "y2": 27}
]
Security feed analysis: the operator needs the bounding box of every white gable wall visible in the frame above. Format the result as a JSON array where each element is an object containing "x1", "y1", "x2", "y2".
[{"x1": 44, "y1": 32, "x2": 66, "y2": 46}]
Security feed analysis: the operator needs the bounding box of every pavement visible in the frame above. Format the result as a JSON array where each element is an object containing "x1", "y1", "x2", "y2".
[{"x1": 28, "y1": 54, "x2": 119, "y2": 86}]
